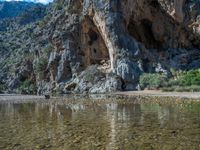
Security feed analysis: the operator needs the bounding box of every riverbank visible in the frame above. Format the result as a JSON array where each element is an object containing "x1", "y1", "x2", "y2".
[
  {"x1": 1, "y1": 90, "x2": 200, "y2": 101},
  {"x1": 115, "y1": 90, "x2": 200, "y2": 99},
  {"x1": 0, "y1": 94, "x2": 43, "y2": 101}
]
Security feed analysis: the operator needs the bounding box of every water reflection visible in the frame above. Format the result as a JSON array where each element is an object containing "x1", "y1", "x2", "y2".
[{"x1": 0, "y1": 98, "x2": 199, "y2": 149}]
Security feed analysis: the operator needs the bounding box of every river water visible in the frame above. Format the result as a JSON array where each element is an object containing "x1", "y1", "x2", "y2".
[{"x1": 0, "y1": 96, "x2": 199, "y2": 150}]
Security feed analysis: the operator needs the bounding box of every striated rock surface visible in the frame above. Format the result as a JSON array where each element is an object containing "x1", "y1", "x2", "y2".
[{"x1": 1, "y1": 0, "x2": 200, "y2": 94}]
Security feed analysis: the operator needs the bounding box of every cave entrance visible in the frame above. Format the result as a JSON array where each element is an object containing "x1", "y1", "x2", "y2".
[
  {"x1": 80, "y1": 17, "x2": 110, "y2": 71},
  {"x1": 127, "y1": 18, "x2": 162, "y2": 49}
]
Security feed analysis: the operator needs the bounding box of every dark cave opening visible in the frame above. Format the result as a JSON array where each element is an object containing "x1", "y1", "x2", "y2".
[
  {"x1": 87, "y1": 28, "x2": 109, "y2": 65},
  {"x1": 149, "y1": 0, "x2": 160, "y2": 9},
  {"x1": 93, "y1": 48, "x2": 97, "y2": 53},
  {"x1": 81, "y1": 18, "x2": 110, "y2": 68},
  {"x1": 127, "y1": 19, "x2": 162, "y2": 49},
  {"x1": 88, "y1": 29, "x2": 98, "y2": 46}
]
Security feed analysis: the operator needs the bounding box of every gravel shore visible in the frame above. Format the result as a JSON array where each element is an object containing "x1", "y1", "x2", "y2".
[
  {"x1": 115, "y1": 90, "x2": 200, "y2": 99},
  {"x1": 1, "y1": 90, "x2": 200, "y2": 101},
  {"x1": 0, "y1": 94, "x2": 43, "y2": 101}
]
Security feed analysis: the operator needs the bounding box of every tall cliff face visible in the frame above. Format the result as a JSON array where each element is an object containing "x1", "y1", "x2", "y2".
[
  {"x1": 1, "y1": 0, "x2": 200, "y2": 94},
  {"x1": 0, "y1": 1, "x2": 48, "y2": 93}
]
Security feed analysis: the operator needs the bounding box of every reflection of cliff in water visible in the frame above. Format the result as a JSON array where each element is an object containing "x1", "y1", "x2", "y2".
[
  {"x1": 0, "y1": 99, "x2": 200, "y2": 149},
  {"x1": 0, "y1": 101, "x2": 143, "y2": 123},
  {"x1": 1, "y1": 100, "x2": 198, "y2": 126}
]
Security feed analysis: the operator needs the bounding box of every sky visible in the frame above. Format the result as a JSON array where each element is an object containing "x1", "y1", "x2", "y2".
[{"x1": 0, "y1": 0, "x2": 53, "y2": 4}]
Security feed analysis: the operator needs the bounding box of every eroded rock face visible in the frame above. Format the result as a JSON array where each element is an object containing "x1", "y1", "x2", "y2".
[
  {"x1": 34, "y1": 0, "x2": 200, "y2": 94},
  {"x1": 1, "y1": 0, "x2": 200, "y2": 94}
]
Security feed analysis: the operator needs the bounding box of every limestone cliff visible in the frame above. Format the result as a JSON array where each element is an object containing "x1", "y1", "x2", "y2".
[{"x1": 1, "y1": 0, "x2": 200, "y2": 94}]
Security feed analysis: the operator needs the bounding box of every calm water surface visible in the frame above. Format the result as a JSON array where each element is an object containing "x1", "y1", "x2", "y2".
[{"x1": 0, "y1": 96, "x2": 200, "y2": 150}]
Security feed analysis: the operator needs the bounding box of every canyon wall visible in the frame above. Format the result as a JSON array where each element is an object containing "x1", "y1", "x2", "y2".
[{"x1": 1, "y1": 0, "x2": 200, "y2": 94}]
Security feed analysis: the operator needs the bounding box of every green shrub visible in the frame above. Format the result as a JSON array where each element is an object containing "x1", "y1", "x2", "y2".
[
  {"x1": 139, "y1": 73, "x2": 167, "y2": 90},
  {"x1": 165, "y1": 78, "x2": 182, "y2": 87},
  {"x1": 38, "y1": 20, "x2": 45, "y2": 28},
  {"x1": 36, "y1": 57, "x2": 48, "y2": 72},
  {"x1": 0, "y1": 84, "x2": 6, "y2": 93},
  {"x1": 44, "y1": 44, "x2": 54, "y2": 55},
  {"x1": 160, "y1": 69, "x2": 200, "y2": 92},
  {"x1": 24, "y1": 52, "x2": 35, "y2": 61},
  {"x1": 18, "y1": 79, "x2": 37, "y2": 94},
  {"x1": 164, "y1": 69, "x2": 200, "y2": 87},
  {"x1": 181, "y1": 70, "x2": 200, "y2": 86}
]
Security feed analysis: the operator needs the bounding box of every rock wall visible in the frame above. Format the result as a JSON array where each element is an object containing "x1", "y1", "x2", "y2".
[
  {"x1": 35, "y1": 0, "x2": 200, "y2": 94},
  {"x1": 1, "y1": 0, "x2": 200, "y2": 94}
]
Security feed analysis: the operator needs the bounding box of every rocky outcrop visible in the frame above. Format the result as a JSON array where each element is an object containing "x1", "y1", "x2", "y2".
[
  {"x1": 1, "y1": 0, "x2": 200, "y2": 94},
  {"x1": 41, "y1": 0, "x2": 200, "y2": 94}
]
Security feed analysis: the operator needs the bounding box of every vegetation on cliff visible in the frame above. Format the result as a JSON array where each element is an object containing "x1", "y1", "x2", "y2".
[{"x1": 0, "y1": 0, "x2": 200, "y2": 94}]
